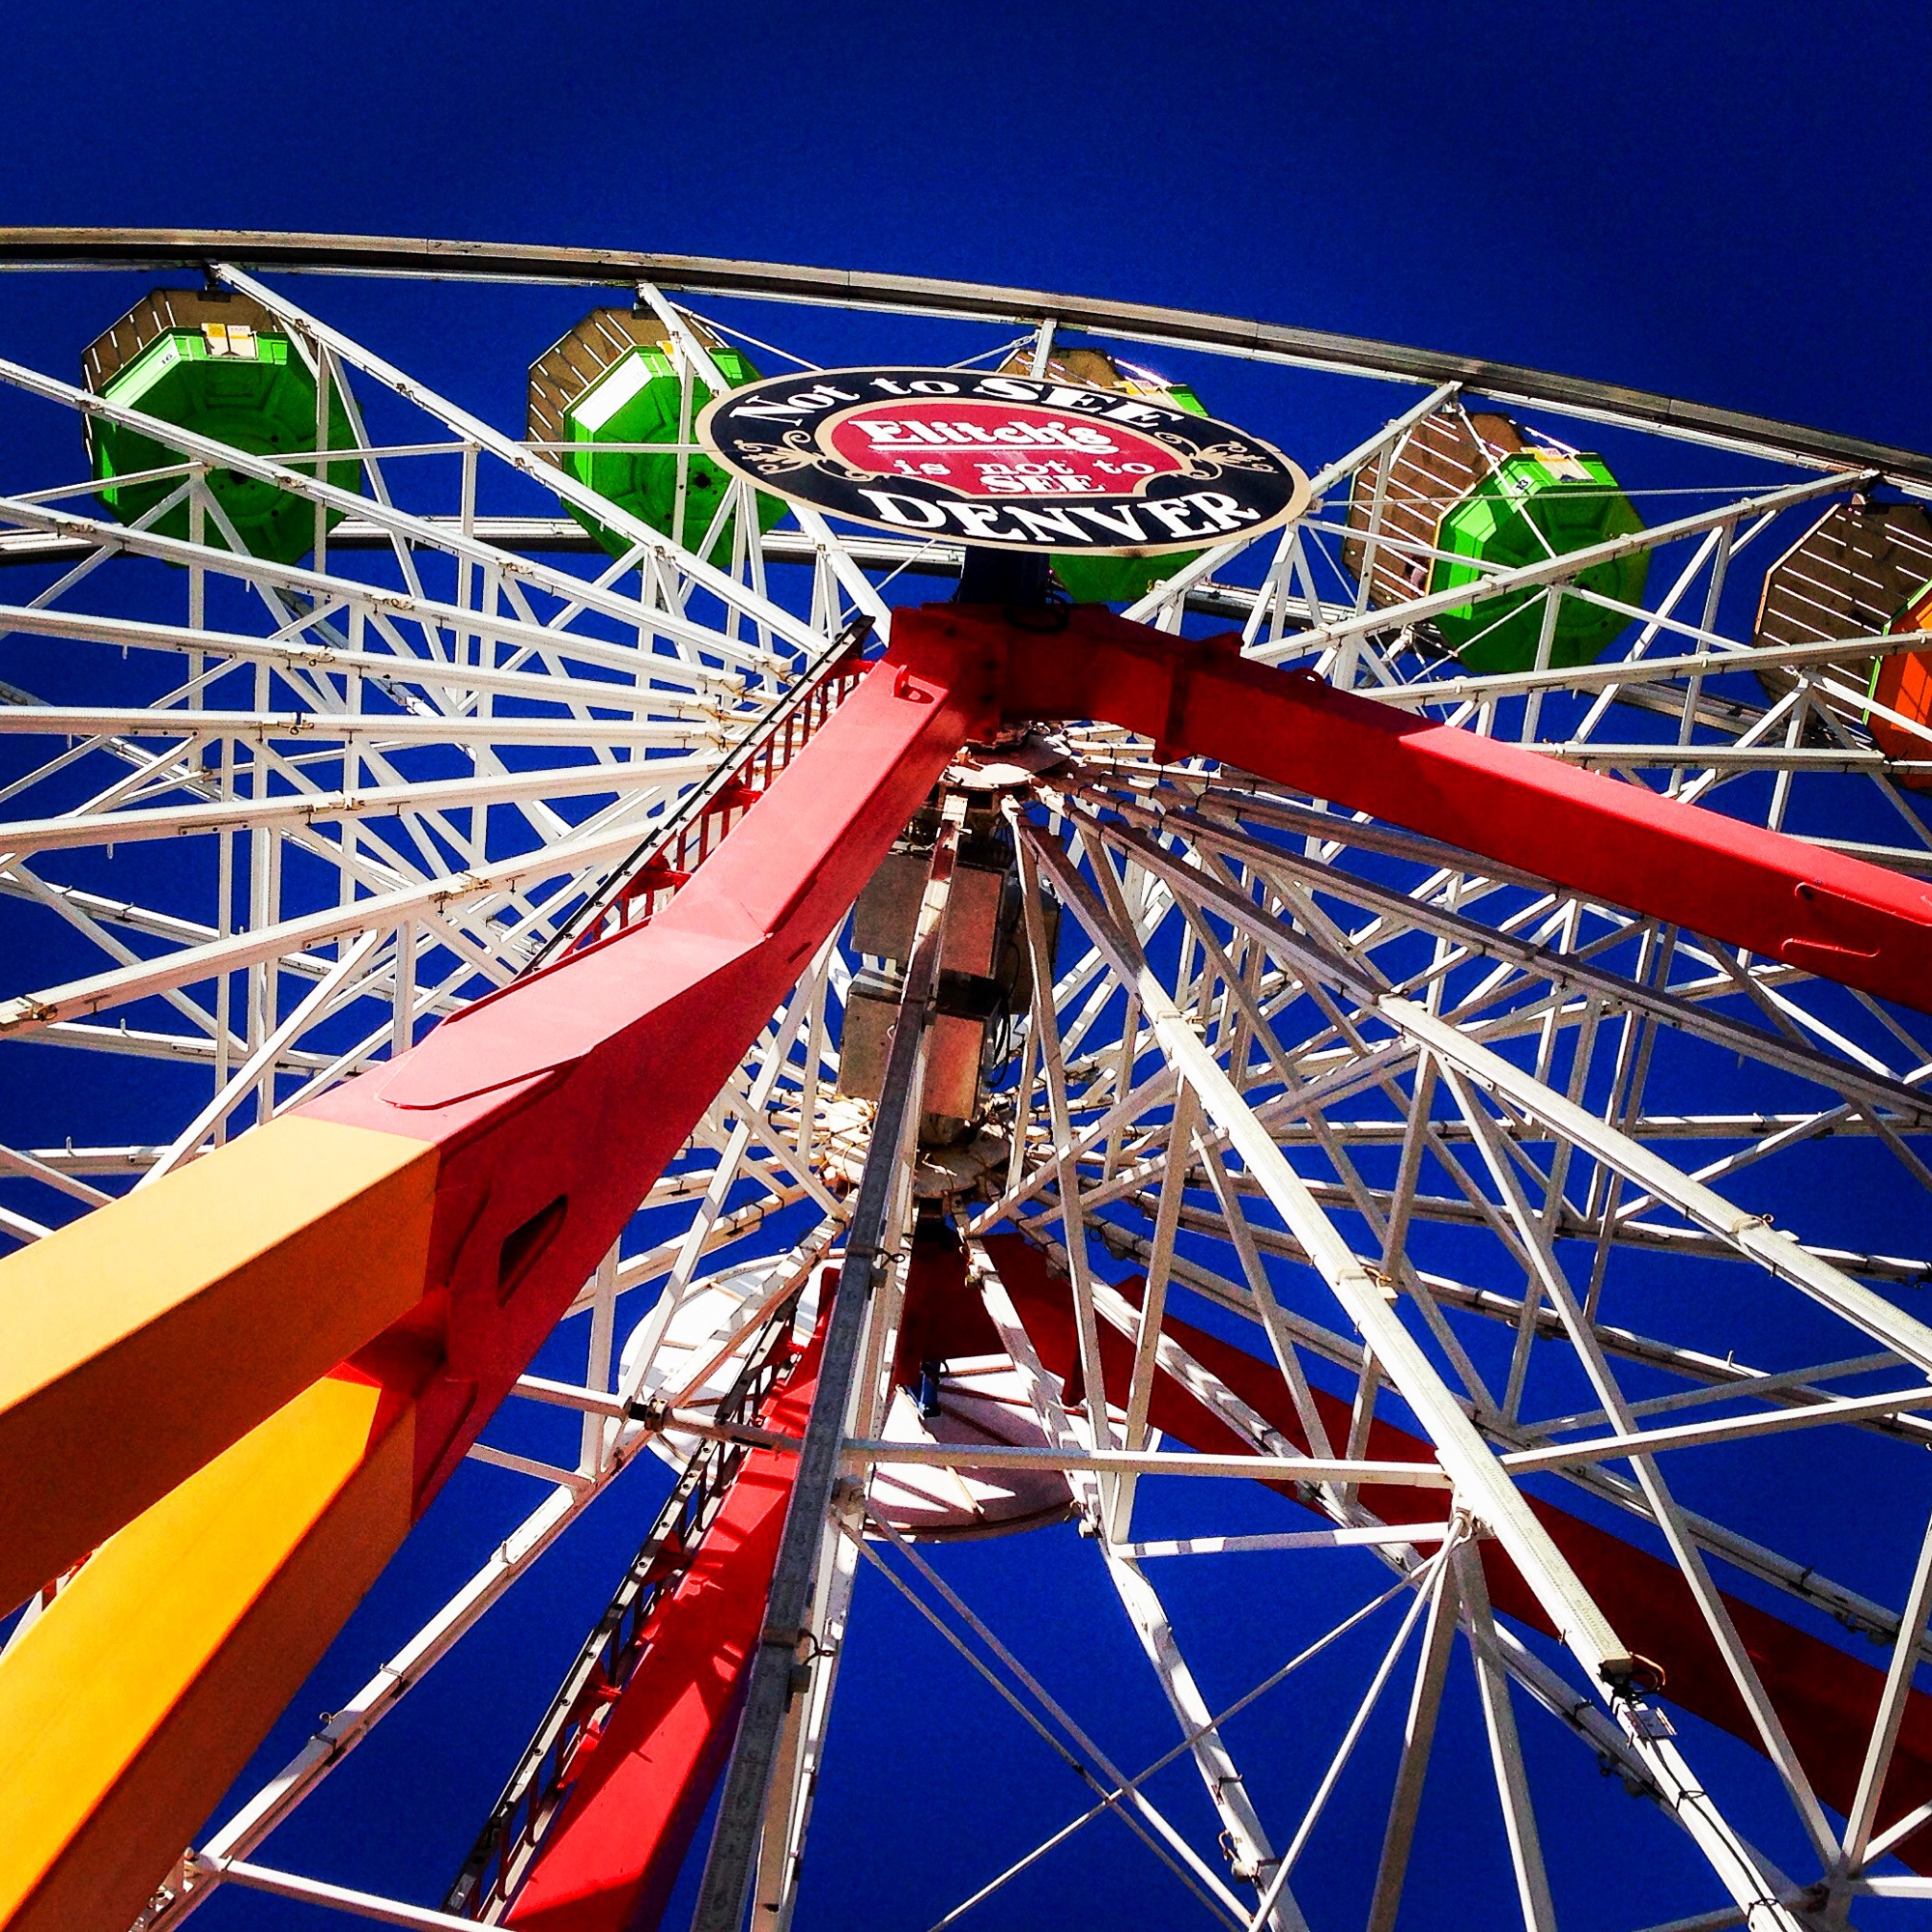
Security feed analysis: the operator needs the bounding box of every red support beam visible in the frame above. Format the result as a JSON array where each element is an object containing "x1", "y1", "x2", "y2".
[
  {"x1": 301, "y1": 642, "x2": 989, "y2": 1520},
  {"x1": 504, "y1": 1339, "x2": 825, "y2": 1932},
  {"x1": 895, "y1": 603, "x2": 1932, "y2": 1015},
  {"x1": 11, "y1": 597, "x2": 1932, "y2": 1927},
  {"x1": 0, "y1": 654, "x2": 984, "y2": 1932}
]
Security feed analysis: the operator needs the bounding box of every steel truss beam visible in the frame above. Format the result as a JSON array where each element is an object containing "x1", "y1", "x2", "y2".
[
  {"x1": 0, "y1": 260, "x2": 1927, "y2": 1930},
  {"x1": 1058, "y1": 778, "x2": 1932, "y2": 1129},
  {"x1": 690, "y1": 801, "x2": 960, "y2": 1931},
  {"x1": 1017, "y1": 774, "x2": 1932, "y2": 1655},
  {"x1": 1016, "y1": 817, "x2": 1809, "y2": 1929},
  {"x1": 5, "y1": 228, "x2": 1930, "y2": 484}
]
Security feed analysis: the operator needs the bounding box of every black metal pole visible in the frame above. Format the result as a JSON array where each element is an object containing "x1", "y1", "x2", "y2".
[{"x1": 953, "y1": 544, "x2": 1051, "y2": 608}]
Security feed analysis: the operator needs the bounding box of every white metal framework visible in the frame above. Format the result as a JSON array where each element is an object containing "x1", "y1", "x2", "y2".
[{"x1": 0, "y1": 235, "x2": 1929, "y2": 1932}]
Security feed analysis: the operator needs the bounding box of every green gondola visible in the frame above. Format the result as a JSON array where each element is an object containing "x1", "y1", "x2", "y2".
[
  {"x1": 1001, "y1": 348, "x2": 1209, "y2": 605},
  {"x1": 84, "y1": 290, "x2": 362, "y2": 566},
  {"x1": 1429, "y1": 442, "x2": 1648, "y2": 673},
  {"x1": 530, "y1": 311, "x2": 782, "y2": 568}
]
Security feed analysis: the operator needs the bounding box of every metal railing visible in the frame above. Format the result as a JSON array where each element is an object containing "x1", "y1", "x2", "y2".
[
  {"x1": 443, "y1": 1296, "x2": 805, "y2": 1922},
  {"x1": 519, "y1": 619, "x2": 875, "y2": 975}
]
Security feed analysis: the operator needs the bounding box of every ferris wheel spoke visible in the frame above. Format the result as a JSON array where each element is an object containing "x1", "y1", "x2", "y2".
[
  {"x1": 1507, "y1": 1382, "x2": 1932, "y2": 1474},
  {"x1": 136, "y1": 926, "x2": 391, "y2": 1186},
  {"x1": 1055, "y1": 884, "x2": 1914, "y2": 1243},
  {"x1": 1393, "y1": 998, "x2": 1932, "y2": 1370},
  {"x1": 1109, "y1": 788, "x2": 1932, "y2": 1122},
  {"x1": 1442, "y1": 1543, "x2": 1561, "y2": 1932},
  {"x1": 0, "y1": 476, "x2": 793, "y2": 698},
  {"x1": 1438, "y1": 1062, "x2": 1851, "y2": 1863},
  {"x1": 310, "y1": 344, "x2": 436, "y2": 605},
  {"x1": 1803, "y1": 709, "x2": 1932, "y2": 861},
  {"x1": 1358, "y1": 1548, "x2": 1459, "y2": 1932},
  {"x1": 217, "y1": 266, "x2": 849, "y2": 663},
  {"x1": 862, "y1": 1545, "x2": 1254, "y2": 1928},
  {"x1": 0, "y1": 711, "x2": 207, "y2": 811},
  {"x1": 0, "y1": 781, "x2": 718, "y2": 1037},
  {"x1": 706, "y1": 1076, "x2": 843, "y2": 1217},
  {"x1": 2, "y1": 861, "x2": 248, "y2": 1052},
  {"x1": 1045, "y1": 1239, "x2": 1896, "y2": 1920},
  {"x1": 635, "y1": 282, "x2": 892, "y2": 637},
  {"x1": 861, "y1": 1507, "x2": 1263, "y2": 1930},
  {"x1": 935, "y1": 1532, "x2": 1452, "y2": 1932},
  {"x1": 0, "y1": 752, "x2": 699, "y2": 859},
  {"x1": 92, "y1": 705, "x2": 717, "y2": 752},
  {"x1": 0, "y1": 483, "x2": 200, "y2": 628},
  {"x1": 1026, "y1": 826, "x2": 1634, "y2": 1633},
  {"x1": 1845, "y1": 1504, "x2": 1932, "y2": 1879},
  {"x1": 1216, "y1": 1154, "x2": 1931, "y2": 1295},
  {"x1": 1038, "y1": 1188, "x2": 1930, "y2": 1672},
  {"x1": 1103, "y1": 1550, "x2": 1314, "y2": 1932},
  {"x1": 0, "y1": 1135, "x2": 106, "y2": 1208},
  {"x1": 24, "y1": 722, "x2": 211, "y2": 814},
  {"x1": 1004, "y1": 805, "x2": 1918, "y2": 1920},
  {"x1": 0, "y1": 555, "x2": 758, "y2": 710},
  {"x1": 1364, "y1": 621, "x2": 1892, "y2": 722}
]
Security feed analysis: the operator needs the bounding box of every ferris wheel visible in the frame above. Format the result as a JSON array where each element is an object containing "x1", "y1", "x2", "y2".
[{"x1": 0, "y1": 230, "x2": 1930, "y2": 1932}]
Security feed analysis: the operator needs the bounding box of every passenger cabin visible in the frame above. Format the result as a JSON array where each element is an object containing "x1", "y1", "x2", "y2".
[
  {"x1": 1752, "y1": 497, "x2": 1932, "y2": 788},
  {"x1": 82, "y1": 288, "x2": 362, "y2": 566},
  {"x1": 1876, "y1": 582, "x2": 1932, "y2": 782},
  {"x1": 1344, "y1": 407, "x2": 1647, "y2": 673},
  {"x1": 527, "y1": 308, "x2": 781, "y2": 568}
]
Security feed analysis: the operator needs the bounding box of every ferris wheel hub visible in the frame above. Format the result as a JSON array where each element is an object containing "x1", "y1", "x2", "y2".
[{"x1": 943, "y1": 729, "x2": 1069, "y2": 793}]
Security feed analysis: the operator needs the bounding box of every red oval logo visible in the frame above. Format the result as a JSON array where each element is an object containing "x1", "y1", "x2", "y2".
[{"x1": 823, "y1": 397, "x2": 1188, "y2": 499}]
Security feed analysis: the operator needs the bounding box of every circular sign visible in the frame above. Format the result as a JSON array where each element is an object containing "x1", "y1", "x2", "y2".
[{"x1": 696, "y1": 366, "x2": 1309, "y2": 554}]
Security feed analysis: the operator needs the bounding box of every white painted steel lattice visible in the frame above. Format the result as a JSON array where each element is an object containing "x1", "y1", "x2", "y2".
[{"x1": 0, "y1": 234, "x2": 1928, "y2": 1932}]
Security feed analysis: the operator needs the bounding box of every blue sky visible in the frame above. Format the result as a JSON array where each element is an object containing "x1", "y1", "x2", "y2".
[
  {"x1": 9, "y1": 2, "x2": 1931, "y2": 450},
  {"x1": 6, "y1": 8, "x2": 1932, "y2": 1931}
]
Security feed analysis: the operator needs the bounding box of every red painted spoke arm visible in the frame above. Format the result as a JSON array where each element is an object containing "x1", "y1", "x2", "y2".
[
  {"x1": 300, "y1": 648, "x2": 987, "y2": 1524},
  {"x1": 899, "y1": 603, "x2": 1932, "y2": 1015},
  {"x1": 497, "y1": 1338, "x2": 825, "y2": 1932},
  {"x1": 0, "y1": 654, "x2": 985, "y2": 1932},
  {"x1": 11, "y1": 602, "x2": 1925, "y2": 1628},
  {"x1": 0, "y1": 648, "x2": 983, "y2": 1618},
  {"x1": 6, "y1": 596, "x2": 1930, "y2": 1929}
]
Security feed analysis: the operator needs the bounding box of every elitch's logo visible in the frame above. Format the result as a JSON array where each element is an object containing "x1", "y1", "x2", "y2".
[{"x1": 697, "y1": 367, "x2": 1308, "y2": 554}]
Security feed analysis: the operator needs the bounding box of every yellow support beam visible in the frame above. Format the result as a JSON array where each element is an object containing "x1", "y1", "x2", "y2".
[
  {"x1": 0, "y1": 1369, "x2": 417, "y2": 1932},
  {"x1": 0, "y1": 1115, "x2": 437, "y2": 1613}
]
